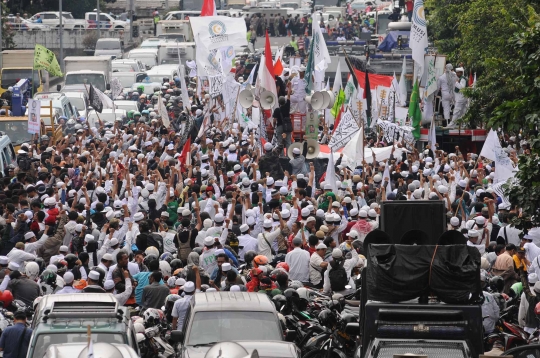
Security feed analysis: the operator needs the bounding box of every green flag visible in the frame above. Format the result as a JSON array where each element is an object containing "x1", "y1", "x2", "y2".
[
  {"x1": 331, "y1": 88, "x2": 345, "y2": 118},
  {"x1": 33, "y1": 44, "x2": 63, "y2": 77},
  {"x1": 304, "y1": 35, "x2": 315, "y2": 94},
  {"x1": 408, "y1": 79, "x2": 422, "y2": 140}
]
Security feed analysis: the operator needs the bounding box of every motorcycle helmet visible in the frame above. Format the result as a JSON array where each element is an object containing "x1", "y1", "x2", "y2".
[
  {"x1": 64, "y1": 253, "x2": 78, "y2": 269},
  {"x1": 318, "y1": 309, "x2": 338, "y2": 328},
  {"x1": 40, "y1": 269, "x2": 57, "y2": 286},
  {"x1": 535, "y1": 302, "x2": 540, "y2": 315},
  {"x1": 25, "y1": 262, "x2": 40, "y2": 281},
  {"x1": 0, "y1": 290, "x2": 13, "y2": 308},
  {"x1": 489, "y1": 276, "x2": 504, "y2": 293},
  {"x1": 272, "y1": 294, "x2": 287, "y2": 312},
  {"x1": 160, "y1": 252, "x2": 174, "y2": 263},
  {"x1": 289, "y1": 280, "x2": 304, "y2": 290},
  {"x1": 253, "y1": 255, "x2": 268, "y2": 268},
  {"x1": 341, "y1": 313, "x2": 357, "y2": 325},
  {"x1": 34, "y1": 257, "x2": 45, "y2": 273},
  {"x1": 170, "y1": 258, "x2": 183, "y2": 272},
  {"x1": 159, "y1": 260, "x2": 172, "y2": 279},
  {"x1": 144, "y1": 254, "x2": 158, "y2": 267},
  {"x1": 244, "y1": 251, "x2": 257, "y2": 267},
  {"x1": 283, "y1": 288, "x2": 300, "y2": 303},
  {"x1": 192, "y1": 247, "x2": 203, "y2": 255},
  {"x1": 296, "y1": 287, "x2": 310, "y2": 301},
  {"x1": 40, "y1": 135, "x2": 50, "y2": 141},
  {"x1": 276, "y1": 262, "x2": 290, "y2": 272},
  {"x1": 143, "y1": 308, "x2": 165, "y2": 328},
  {"x1": 145, "y1": 246, "x2": 159, "y2": 257},
  {"x1": 166, "y1": 294, "x2": 181, "y2": 305}
]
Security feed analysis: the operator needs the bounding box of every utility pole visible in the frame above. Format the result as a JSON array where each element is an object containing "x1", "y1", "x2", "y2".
[
  {"x1": 0, "y1": 4, "x2": 3, "y2": 69},
  {"x1": 128, "y1": 0, "x2": 133, "y2": 43},
  {"x1": 97, "y1": 0, "x2": 101, "y2": 39},
  {"x1": 59, "y1": 0, "x2": 63, "y2": 71}
]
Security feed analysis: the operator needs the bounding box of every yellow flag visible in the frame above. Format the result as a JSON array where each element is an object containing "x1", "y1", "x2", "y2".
[{"x1": 33, "y1": 44, "x2": 63, "y2": 77}]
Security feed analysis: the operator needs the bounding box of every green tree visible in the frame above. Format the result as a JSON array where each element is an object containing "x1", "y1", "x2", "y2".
[{"x1": 1, "y1": 3, "x2": 16, "y2": 49}]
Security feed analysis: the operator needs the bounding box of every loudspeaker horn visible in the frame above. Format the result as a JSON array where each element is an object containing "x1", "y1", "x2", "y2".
[
  {"x1": 260, "y1": 91, "x2": 276, "y2": 109},
  {"x1": 305, "y1": 91, "x2": 325, "y2": 110},
  {"x1": 239, "y1": 89, "x2": 254, "y2": 108},
  {"x1": 321, "y1": 90, "x2": 335, "y2": 109},
  {"x1": 306, "y1": 139, "x2": 320, "y2": 159},
  {"x1": 287, "y1": 142, "x2": 303, "y2": 160}
]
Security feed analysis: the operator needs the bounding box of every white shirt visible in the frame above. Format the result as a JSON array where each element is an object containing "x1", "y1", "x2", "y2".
[
  {"x1": 24, "y1": 234, "x2": 49, "y2": 255},
  {"x1": 113, "y1": 278, "x2": 133, "y2": 306},
  {"x1": 285, "y1": 247, "x2": 310, "y2": 282},
  {"x1": 55, "y1": 285, "x2": 81, "y2": 294},
  {"x1": 237, "y1": 233, "x2": 258, "y2": 262},
  {"x1": 7, "y1": 248, "x2": 36, "y2": 266},
  {"x1": 309, "y1": 252, "x2": 325, "y2": 285},
  {"x1": 323, "y1": 254, "x2": 359, "y2": 294},
  {"x1": 50, "y1": 253, "x2": 65, "y2": 265},
  {"x1": 257, "y1": 228, "x2": 281, "y2": 261}
]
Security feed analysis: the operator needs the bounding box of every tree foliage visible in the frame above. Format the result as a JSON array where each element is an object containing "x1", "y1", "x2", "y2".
[{"x1": 2, "y1": 3, "x2": 16, "y2": 49}]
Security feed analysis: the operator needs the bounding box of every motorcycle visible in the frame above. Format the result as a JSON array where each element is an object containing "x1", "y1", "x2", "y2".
[{"x1": 139, "y1": 325, "x2": 176, "y2": 358}]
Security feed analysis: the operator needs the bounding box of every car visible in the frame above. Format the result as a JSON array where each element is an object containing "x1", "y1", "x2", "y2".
[
  {"x1": 6, "y1": 17, "x2": 50, "y2": 31},
  {"x1": 130, "y1": 82, "x2": 162, "y2": 96},
  {"x1": 64, "y1": 90, "x2": 90, "y2": 119},
  {"x1": 43, "y1": 343, "x2": 139, "y2": 358},
  {"x1": 113, "y1": 59, "x2": 146, "y2": 73},
  {"x1": 28, "y1": 294, "x2": 139, "y2": 358},
  {"x1": 29, "y1": 11, "x2": 87, "y2": 30},
  {"x1": 87, "y1": 108, "x2": 127, "y2": 128},
  {"x1": 114, "y1": 100, "x2": 139, "y2": 113},
  {"x1": 95, "y1": 38, "x2": 124, "y2": 59},
  {"x1": 170, "y1": 292, "x2": 300, "y2": 358},
  {"x1": 140, "y1": 38, "x2": 162, "y2": 48}
]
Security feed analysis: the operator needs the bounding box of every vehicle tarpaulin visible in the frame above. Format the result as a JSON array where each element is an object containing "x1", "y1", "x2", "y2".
[
  {"x1": 377, "y1": 31, "x2": 410, "y2": 52},
  {"x1": 366, "y1": 244, "x2": 481, "y2": 304}
]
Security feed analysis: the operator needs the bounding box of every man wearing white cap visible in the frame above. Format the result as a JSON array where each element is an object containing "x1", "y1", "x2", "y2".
[
  {"x1": 237, "y1": 224, "x2": 258, "y2": 263},
  {"x1": 6, "y1": 242, "x2": 36, "y2": 266},
  {"x1": 289, "y1": 142, "x2": 308, "y2": 176},
  {"x1": 437, "y1": 63, "x2": 456, "y2": 125},
  {"x1": 285, "y1": 237, "x2": 310, "y2": 283},
  {"x1": 172, "y1": 266, "x2": 201, "y2": 330},
  {"x1": 310, "y1": 243, "x2": 328, "y2": 288},
  {"x1": 55, "y1": 272, "x2": 81, "y2": 294},
  {"x1": 258, "y1": 217, "x2": 285, "y2": 261}
]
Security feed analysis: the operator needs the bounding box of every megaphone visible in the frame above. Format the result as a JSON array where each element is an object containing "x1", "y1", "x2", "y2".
[
  {"x1": 239, "y1": 89, "x2": 254, "y2": 109},
  {"x1": 287, "y1": 142, "x2": 303, "y2": 160},
  {"x1": 306, "y1": 139, "x2": 320, "y2": 159},
  {"x1": 321, "y1": 90, "x2": 335, "y2": 109},
  {"x1": 305, "y1": 91, "x2": 325, "y2": 110},
  {"x1": 260, "y1": 91, "x2": 276, "y2": 109}
]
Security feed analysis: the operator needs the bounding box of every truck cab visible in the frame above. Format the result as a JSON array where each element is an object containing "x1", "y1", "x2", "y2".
[
  {"x1": 63, "y1": 56, "x2": 113, "y2": 92},
  {"x1": 85, "y1": 12, "x2": 128, "y2": 30},
  {"x1": 95, "y1": 38, "x2": 124, "y2": 60},
  {"x1": 0, "y1": 50, "x2": 43, "y2": 96}
]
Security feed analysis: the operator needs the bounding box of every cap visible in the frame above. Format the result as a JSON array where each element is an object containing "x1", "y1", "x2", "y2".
[
  {"x1": 88, "y1": 270, "x2": 100, "y2": 281},
  {"x1": 263, "y1": 219, "x2": 273, "y2": 228},
  {"x1": 230, "y1": 285, "x2": 241, "y2": 292},
  {"x1": 24, "y1": 232, "x2": 36, "y2": 241},
  {"x1": 0, "y1": 256, "x2": 8, "y2": 265},
  {"x1": 316, "y1": 243, "x2": 327, "y2": 250},
  {"x1": 529, "y1": 273, "x2": 539, "y2": 284},
  {"x1": 266, "y1": 177, "x2": 275, "y2": 186},
  {"x1": 214, "y1": 213, "x2": 224, "y2": 222},
  {"x1": 324, "y1": 183, "x2": 332, "y2": 190},
  {"x1": 347, "y1": 230, "x2": 360, "y2": 239},
  {"x1": 103, "y1": 253, "x2": 114, "y2": 261},
  {"x1": 161, "y1": 212, "x2": 170, "y2": 218},
  {"x1": 240, "y1": 224, "x2": 249, "y2": 233},
  {"x1": 438, "y1": 185, "x2": 448, "y2": 194},
  {"x1": 316, "y1": 231, "x2": 325, "y2": 239},
  {"x1": 134, "y1": 212, "x2": 145, "y2": 221},
  {"x1": 264, "y1": 143, "x2": 273, "y2": 151},
  {"x1": 204, "y1": 237, "x2": 215, "y2": 246},
  {"x1": 534, "y1": 281, "x2": 540, "y2": 294},
  {"x1": 468, "y1": 229, "x2": 479, "y2": 238},
  {"x1": 475, "y1": 216, "x2": 486, "y2": 225},
  {"x1": 59, "y1": 245, "x2": 69, "y2": 253},
  {"x1": 359, "y1": 209, "x2": 368, "y2": 218},
  {"x1": 306, "y1": 216, "x2": 316, "y2": 224},
  {"x1": 349, "y1": 208, "x2": 359, "y2": 216},
  {"x1": 175, "y1": 278, "x2": 186, "y2": 286},
  {"x1": 63, "y1": 271, "x2": 74, "y2": 284},
  {"x1": 450, "y1": 217, "x2": 460, "y2": 227},
  {"x1": 184, "y1": 281, "x2": 196, "y2": 293},
  {"x1": 222, "y1": 263, "x2": 232, "y2": 271},
  {"x1": 85, "y1": 234, "x2": 94, "y2": 243},
  {"x1": 458, "y1": 179, "x2": 467, "y2": 188},
  {"x1": 104, "y1": 280, "x2": 115, "y2": 290},
  {"x1": 301, "y1": 208, "x2": 310, "y2": 217},
  {"x1": 332, "y1": 248, "x2": 343, "y2": 259},
  {"x1": 292, "y1": 147, "x2": 301, "y2": 154}
]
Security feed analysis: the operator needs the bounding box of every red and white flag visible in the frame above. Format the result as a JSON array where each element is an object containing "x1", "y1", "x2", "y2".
[
  {"x1": 200, "y1": 0, "x2": 216, "y2": 16},
  {"x1": 258, "y1": 30, "x2": 277, "y2": 99}
]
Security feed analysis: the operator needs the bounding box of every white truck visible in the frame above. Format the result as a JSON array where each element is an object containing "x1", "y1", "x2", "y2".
[
  {"x1": 62, "y1": 57, "x2": 112, "y2": 93},
  {"x1": 85, "y1": 12, "x2": 129, "y2": 31}
]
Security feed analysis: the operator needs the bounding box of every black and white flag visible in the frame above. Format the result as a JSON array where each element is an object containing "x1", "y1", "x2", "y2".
[{"x1": 89, "y1": 84, "x2": 103, "y2": 113}]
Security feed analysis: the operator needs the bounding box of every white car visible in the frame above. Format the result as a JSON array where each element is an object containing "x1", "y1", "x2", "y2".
[
  {"x1": 87, "y1": 108, "x2": 127, "y2": 128},
  {"x1": 114, "y1": 100, "x2": 139, "y2": 113},
  {"x1": 64, "y1": 91, "x2": 90, "y2": 119},
  {"x1": 29, "y1": 12, "x2": 87, "y2": 30},
  {"x1": 7, "y1": 17, "x2": 50, "y2": 31}
]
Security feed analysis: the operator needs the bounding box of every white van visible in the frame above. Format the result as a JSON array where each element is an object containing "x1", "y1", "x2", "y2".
[
  {"x1": 95, "y1": 38, "x2": 124, "y2": 59},
  {"x1": 113, "y1": 72, "x2": 148, "y2": 90},
  {"x1": 145, "y1": 65, "x2": 178, "y2": 83},
  {"x1": 33, "y1": 92, "x2": 80, "y2": 126},
  {"x1": 0, "y1": 135, "x2": 16, "y2": 176},
  {"x1": 127, "y1": 49, "x2": 159, "y2": 69}
]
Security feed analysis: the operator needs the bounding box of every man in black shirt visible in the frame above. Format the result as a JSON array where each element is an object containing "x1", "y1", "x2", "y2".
[{"x1": 274, "y1": 83, "x2": 292, "y2": 156}]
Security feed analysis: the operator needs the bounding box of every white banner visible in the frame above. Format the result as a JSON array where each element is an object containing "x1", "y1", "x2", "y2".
[
  {"x1": 186, "y1": 60, "x2": 197, "y2": 77},
  {"x1": 179, "y1": 65, "x2": 191, "y2": 109},
  {"x1": 220, "y1": 45, "x2": 236, "y2": 76},
  {"x1": 377, "y1": 119, "x2": 416, "y2": 150},
  {"x1": 158, "y1": 94, "x2": 170, "y2": 128},
  {"x1": 425, "y1": 55, "x2": 438, "y2": 97},
  {"x1": 110, "y1": 78, "x2": 123, "y2": 99},
  {"x1": 312, "y1": 13, "x2": 331, "y2": 71},
  {"x1": 195, "y1": 41, "x2": 222, "y2": 77},
  {"x1": 190, "y1": 16, "x2": 248, "y2": 51},
  {"x1": 209, "y1": 75, "x2": 224, "y2": 98},
  {"x1": 27, "y1": 99, "x2": 40, "y2": 135},
  {"x1": 409, "y1": 0, "x2": 429, "y2": 71},
  {"x1": 328, "y1": 107, "x2": 360, "y2": 150}
]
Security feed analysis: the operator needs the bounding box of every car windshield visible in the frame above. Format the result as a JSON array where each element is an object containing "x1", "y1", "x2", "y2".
[
  {"x1": 65, "y1": 73, "x2": 106, "y2": 92},
  {"x1": 129, "y1": 55, "x2": 157, "y2": 67},
  {"x1": 34, "y1": 333, "x2": 124, "y2": 358},
  {"x1": 146, "y1": 74, "x2": 170, "y2": 83},
  {"x1": 187, "y1": 311, "x2": 282, "y2": 345},
  {"x1": 68, "y1": 97, "x2": 85, "y2": 111},
  {"x1": 1, "y1": 69, "x2": 40, "y2": 89},
  {"x1": 158, "y1": 34, "x2": 186, "y2": 42},
  {"x1": 0, "y1": 120, "x2": 32, "y2": 146},
  {"x1": 96, "y1": 40, "x2": 119, "y2": 50},
  {"x1": 62, "y1": 13, "x2": 74, "y2": 19}
]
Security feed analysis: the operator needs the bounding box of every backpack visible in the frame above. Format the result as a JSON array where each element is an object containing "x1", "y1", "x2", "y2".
[
  {"x1": 18, "y1": 156, "x2": 32, "y2": 172},
  {"x1": 329, "y1": 265, "x2": 348, "y2": 292}
]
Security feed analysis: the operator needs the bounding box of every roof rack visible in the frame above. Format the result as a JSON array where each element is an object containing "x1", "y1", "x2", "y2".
[{"x1": 43, "y1": 301, "x2": 124, "y2": 322}]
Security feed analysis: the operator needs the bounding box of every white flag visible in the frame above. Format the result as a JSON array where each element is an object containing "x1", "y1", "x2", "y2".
[
  {"x1": 480, "y1": 130, "x2": 515, "y2": 184},
  {"x1": 409, "y1": 0, "x2": 429, "y2": 73},
  {"x1": 189, "y1": 16, "x2": 248, "y2": 51},
  {"x1": 333, "y1": 61, "x2": 342, "y2": 95},
  {"x1": 186, "y1": 60, "x2": 197, "y2": 77},
  {"x1": 479, "y1": 129, "x2": 500, "y2": 162},
  {"x1": 220, "y1": 45, "x2": 236, "y2": 76},
  {"x1": 179, "y1": 65, "x2": 191, "y2": 109},
  {"x1": 382, "y1": 163, "x2": 392, "y2": 195},
  {"x1": 110, "y1": 78, "x2": 123, "y2": 99},
  {"x1": 425, "y1": 55, "x2": 438, "y2": 97},
  {"x1": 312, "y1": 13, "x2": 331, "y2": 72},
  {"x1": 342, "y1": 126, "x2": 364, "y2": 167},
  {"x1": 428, "y1": 118, "x2": 436, "y2": 148},
  {"x1": 158, "y1": 94, "x2": 170, "y2": 128},
  {"x1": 398, "y1": 56, "x2": 407, "y2": 106},
  {"x1": 325, "y1": 148, "x2": 338, "y2": 193},
  {"x1": 93, "y1": 86, "x2": 114, "y2": 110},
  {"x1": 328, "y1": 107, "x2": 360, "y2": 150}
]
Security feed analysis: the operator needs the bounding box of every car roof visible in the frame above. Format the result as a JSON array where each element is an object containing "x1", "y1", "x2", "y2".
[
  {"x1": 192, "y1": 292, "x2": 276, "y2": 312},
  {"x1": 37, "y1": 293, "x2": 117, "y2": 311}
]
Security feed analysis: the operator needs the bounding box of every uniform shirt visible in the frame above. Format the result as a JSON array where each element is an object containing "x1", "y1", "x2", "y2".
[
  {"x1": 200, "y1": 247, "x2": 218, "y2": 274},
  {"x1": 285, "y1": 247, "x2": 310, "y2": 282},
  {"x1": 0, "y1": 322, "x2": 33, "y2": 358}
]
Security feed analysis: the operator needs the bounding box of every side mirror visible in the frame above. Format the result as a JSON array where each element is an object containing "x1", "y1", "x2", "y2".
[
  {"x1": 170, "y1": 330, "x2": 184, "y2": 343},
  {"x1": 345, "y1": 322, "x2": 359, "y2": 336},
  {"x1": 56, "y1": 84, "x2": 61, "y2": 92},
  {"x1": 284, "y1": 329, "x2": 297, "y2": 342},
  {"x1": 106, "y1": 83, "x2": 111, "y2": 90}
]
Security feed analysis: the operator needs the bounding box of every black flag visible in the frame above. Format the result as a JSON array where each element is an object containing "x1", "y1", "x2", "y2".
[
  {"x1": 89, "y1": 84, "x2": 103, "y2": 113},
  {"x1": 364, "y1": 70, "x2": 372, "y2": 127}
]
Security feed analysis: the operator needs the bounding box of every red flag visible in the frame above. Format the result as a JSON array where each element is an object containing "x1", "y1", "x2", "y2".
[
  {"x1": 200, "y1": 0, "x2": 216, "y2": 16},
  {"x1": 354, "y1": 70, "x2": 393, "y2": 89},
  {"x1": 332, "y1": 105, "x2": 345, "y2": 134},
  {"x1": 264, "y1": 31, "x2": 275, "y2": 78},
  {"x1": 274, "y1": 58, "x2": 284, "y2": 76},
  {"x1": 468, "y1": 72, "x2": 474, "y2": 87},
  {"x1": 178, "y1": 138, "x2": 192, "y2": 171}
]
